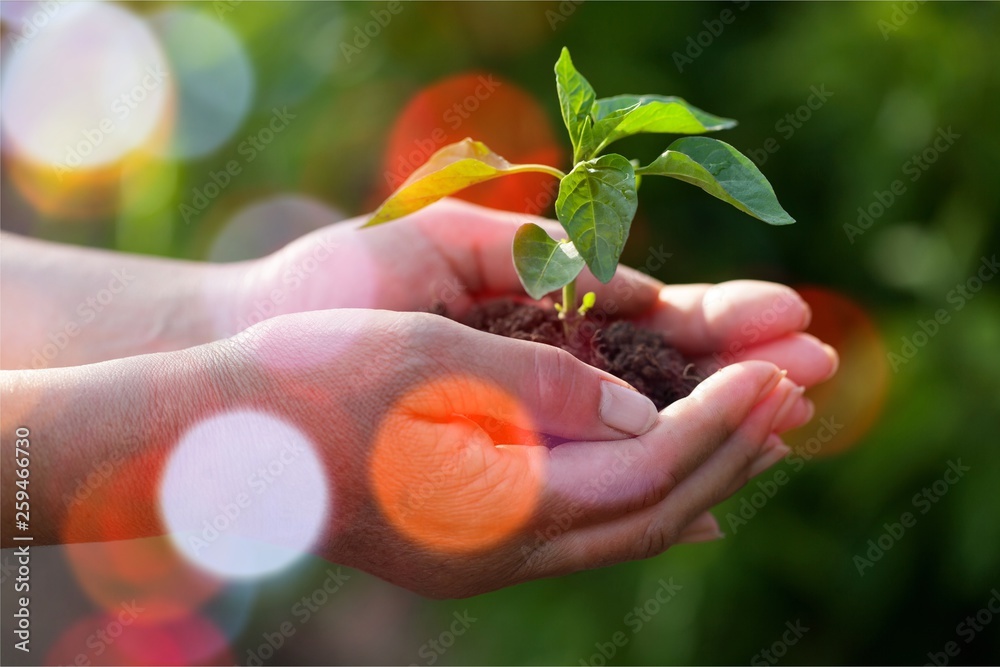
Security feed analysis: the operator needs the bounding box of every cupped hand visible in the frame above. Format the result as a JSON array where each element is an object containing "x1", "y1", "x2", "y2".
[
  {"x1": 245, "y1": 197, "x2": 837, "y2": 420},
  {"x1": 233, "y1": 307, "x2": 818, "y2": 598}
]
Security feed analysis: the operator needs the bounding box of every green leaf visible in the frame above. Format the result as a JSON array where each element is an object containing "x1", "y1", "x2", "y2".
[
  {"x1": 365, "y1": 139, "x2": 562, "y2": 226},
  {"x1": 592, "y1": 94, "x2": 736, "y2": 126},
  {"x1": 512, "y1": 223, "x2": 586, "y2": 300},
  {"x1": 555, "y1": 154, "x2": 638, "y2": 283},
  {"x1": 637, "y1": 137, "x2": 795, "y2": 226},
  {"x1": 555, "y1": 47, "x2": 596, "y2": 163},
  {"x1": 588, "y1": 95, "x2": 737, "y2": 157}
]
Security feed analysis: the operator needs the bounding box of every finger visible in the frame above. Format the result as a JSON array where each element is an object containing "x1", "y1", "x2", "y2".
[
  {"x1": 412, "y1": 199, "x2": 661, "y2": 317},
  {"x1": 571, "y1": 265, "x2": 664, "y2": 319},
  {"x1": 524, "y1": 375, "x2": 795, "y2": 576},
  {"x1": 425, "y1": 318, "x2": 660, "y2": 440},
  {"x1": 675, "y1": 511, "x2": 724, "y2": 543},
  {"x1": 531, "y1": 361, "x2": 785, "y2": 529},
  {"x1": 695, "y1": 332, "x2": 838, "y2": 387},
  {"x1": 773, "y1": 395, "x2": 815, "y2": 433},
  {"x1": 718, "y1": 433, "x2": 792, "y2": 501},
  {"x1": 746, "y1": 434, "x2": 791, "y2": 478},
  {"x1": 634, "y1": 281, "x2": 812, "y2": 356}
]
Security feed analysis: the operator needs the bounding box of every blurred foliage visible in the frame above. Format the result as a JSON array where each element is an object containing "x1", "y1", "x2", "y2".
[{"x1": 3, "y1": 1, "x2": 999, "y2": 664}]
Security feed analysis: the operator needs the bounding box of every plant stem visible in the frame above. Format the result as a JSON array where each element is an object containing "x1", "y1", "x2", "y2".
[
  {"x1": 510, "y1": 164, "x2": 567, "y2": 180},
  {"x1": 560, "y1": 280, "x2": 576, "y2": 320}
]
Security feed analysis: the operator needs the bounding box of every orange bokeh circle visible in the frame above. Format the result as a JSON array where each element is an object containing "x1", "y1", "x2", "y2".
[
  {"x1": 61, "y1": 448, "x2": 222, "y2": 623},
  {"x1": 785, "y1": 285, "x2": 890, "y2": 457},
  {"x1": 377, "y1": 72, "x2": 564, "y2": 214},
  {"x1": 369, "y1": 374, "x2": 545, "y2": 554}
]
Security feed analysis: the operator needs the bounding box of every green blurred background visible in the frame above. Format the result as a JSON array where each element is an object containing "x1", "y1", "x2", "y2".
[{"x1": 3, "y1": 1, "x2": 999, "y2": 664}]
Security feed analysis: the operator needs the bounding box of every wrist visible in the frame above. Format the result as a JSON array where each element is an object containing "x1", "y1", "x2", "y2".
[
  {"x1": 228, "y1": 222, "x2": 368, "y2": 333},
  {"x1": 223, "y1": 312, "x2": 374, "y2": 567},
  {"x1": 1, "y1": 339, "x2": 252, "y2": 544},
  {"x1": 201, "y1": 257, "x2": 268, "y2": 339}
]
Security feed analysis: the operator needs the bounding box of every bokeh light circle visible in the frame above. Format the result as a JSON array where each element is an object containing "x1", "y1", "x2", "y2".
[
  {"x1": 370, "y1": 375, "x2": 544, "y2": 554},
  {"x1": 207, "y1": 194, "x2": 345, "y2": 262},
  {"x1": 62, "y1": 446, "x2": 224, "y2": 623},
  {"x1": 785, "y1": 285, "x2": 889, "y2": 457},
  {"x1": 45, "y1": 610, "x2": 232, "y2": 666},
  {"x1": 378, "y1": 72, "x2": 563, "y2": 214},
  {"x1": 64, "y1": 537, "x2": 224, "y2": 625},
  {"x1": 149, "y1": 8, "x2": 254, "y2": 159},
  {"x1": 159, "y1": 410, "x2": 330, "y2": 579},
  {"x1": 0, "y1": 1, "x2": 170, "y2": 170}
]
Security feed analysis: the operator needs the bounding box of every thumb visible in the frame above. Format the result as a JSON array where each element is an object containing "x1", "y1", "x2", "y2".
[
  {"x1": 431, "y1": 321, "x2": 660, "y2": 441},
  {"x1": 413, "y1": 199, "x2": 663, "y2": 318}
]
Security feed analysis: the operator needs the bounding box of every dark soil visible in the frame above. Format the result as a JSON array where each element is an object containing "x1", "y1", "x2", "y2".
[{"x1": 437, "y1": 298, "x2": 701, "y2": 411}]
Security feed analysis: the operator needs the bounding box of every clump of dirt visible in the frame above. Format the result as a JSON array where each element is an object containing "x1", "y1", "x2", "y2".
[{"x1": 445, "y1": 298, "x2": 701, "y2": 410}]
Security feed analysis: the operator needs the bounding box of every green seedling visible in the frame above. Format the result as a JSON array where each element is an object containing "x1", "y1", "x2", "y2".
[{"x1": 366, "y1": 47, "x2": 794, "y2": 318}]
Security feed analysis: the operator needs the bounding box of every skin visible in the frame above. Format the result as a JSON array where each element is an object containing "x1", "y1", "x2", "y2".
[{"x1": 0, "y1": 198, "x2": 837, "y2": 598}]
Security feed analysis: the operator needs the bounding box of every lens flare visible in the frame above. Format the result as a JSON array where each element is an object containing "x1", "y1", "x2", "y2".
[
  {"x1": 206, "y1": 195, "x2": 345, "y2": 262},
  {"x1": 1, "y1": 1, "x2": 170, "y2": 170},
  {"x1": 63, "y1": 537, "x2": 223, "y2": 625},
  {"x1": 62, "y1": 449, "x2": 223, "y2": 623},
  {"x1": 378, "y1": 72, "x2": 563, "y2": 214},
  {"x1": 45, "y1": 610, "x2": 232, "y2": 666},
  {"x1": 1, "y1": 1, "x2": 173, "y2": 220},
  {"x1": 6, "y1": 135, "x2": 172, "y2": 221},
  {"x1": 370, "y1": 375, "x2": 544, "y2": 554},
  {"x1": 158, "y1": 410, "x2": 330, "y2": 579},
  {"x1": 148, "y1": 8, "x2": 254, "y2": 159},
  {"x1": 785, "y1": 285, "x2": 889, "y2": 457}
]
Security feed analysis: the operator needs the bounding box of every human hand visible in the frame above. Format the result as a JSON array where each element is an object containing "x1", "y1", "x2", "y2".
[
  {"x1": 241, "y1": 197, "x2": 837, "y2": 425},
  {"x1": 229, "y1": 307, "x2": 816, "y2": 598},
  {"x1": 235, "y1": 197, "x2": 675, "y2": 324}
]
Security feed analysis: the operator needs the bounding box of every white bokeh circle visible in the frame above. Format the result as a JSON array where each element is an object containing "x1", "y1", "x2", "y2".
[
  {"x1": 0, "y1": 1, "x2": 170, "y2": 170},
  {"x1": 159, "y1": 410, "x2": 330, "y2": 579}
]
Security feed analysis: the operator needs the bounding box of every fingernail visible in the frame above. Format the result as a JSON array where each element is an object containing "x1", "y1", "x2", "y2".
[
  {"x1": 800, "y1": 299, "x2": 813, "y2": 330},
  {"x1": 755, "y1": 369, "x2": 786, "y2": 403},
  {"x1": 748, "y1": 441, "x2": 792, "y2": 477},
  {"x1": 801, "y1": 397, "x2": 816, "y2": 424},
  {"x1": 822, "y1": 343, "x2": 840, "y2": 381},
  {"x1": 679, "y1": 527, "x2": 726, "y2": 543},
  {"x1": 773, "y1": 385, "x2": 805, "y2": 429},
  {"x1": 678, "y1": 512, "x2": 725, "y2": 543},
  {"x1": 600, "y1": 382, "x2": 658, "y2": 435}
]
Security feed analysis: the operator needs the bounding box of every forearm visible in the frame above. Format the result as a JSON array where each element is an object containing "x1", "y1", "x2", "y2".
[
  {"x1": 0, "y1": 320, "x2": 371, "y2": 562},
  {"x1": 0, "y1": 340, "x2": 254, "y2": 544},
  {"x1": 0, "y1": 232, "x2": 256, "y2": 369}
]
